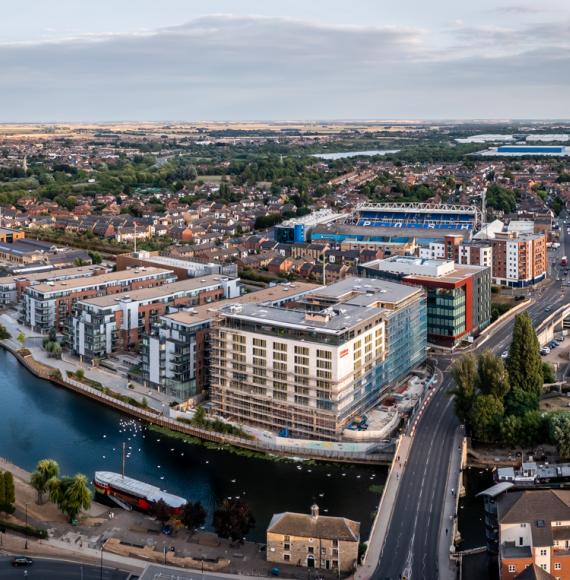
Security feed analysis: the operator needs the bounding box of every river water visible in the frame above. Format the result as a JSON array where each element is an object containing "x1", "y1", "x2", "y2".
[
  {"x1": 312, "y1": 150, "x2": 400, "y2": 160},
  {"x1": 0, "y1": 349, "x2": 385, "y2": 541}
]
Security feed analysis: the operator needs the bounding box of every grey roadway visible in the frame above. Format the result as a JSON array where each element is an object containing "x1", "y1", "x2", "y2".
[
  {"x1": 0, "y1": 556, "x2": 130, "y2": 579},
  {"x1": 374, "y1": 214, "x2": 570, "y2": 580}
]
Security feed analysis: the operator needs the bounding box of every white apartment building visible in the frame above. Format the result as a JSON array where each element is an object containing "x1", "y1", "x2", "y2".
[{"x1": 210, "y1": 277, "x2": 427, "y2": 440}]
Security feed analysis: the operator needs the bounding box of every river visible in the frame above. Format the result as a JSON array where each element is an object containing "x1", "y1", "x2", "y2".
[
  {"x1": 0, "y1": 349, "x2": 385, "y2": 541},
  {"x1": 312, "y1": 150, "x2": 400, "y2": 160}
]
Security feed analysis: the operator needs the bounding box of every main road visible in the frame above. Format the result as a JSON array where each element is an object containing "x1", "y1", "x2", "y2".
[
  {"x1": 0, "y1": 556, "x2": 130, "y2": 579},
  {"x1": 374, "y1": 216, "x2": 570, "y2": 579}
]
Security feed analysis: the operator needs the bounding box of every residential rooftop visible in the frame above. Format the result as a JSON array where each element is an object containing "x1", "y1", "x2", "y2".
[
  {"x1": 164, "y1": 282, "x2": 322, "y2": 326},
  {"x1": 217, "y1": 277, "x2": 421, "y2": 334},
  {"x1": 30, "y1": 267, "x2": 173, "y2": 295},
  {"x1": 0, "y1": 264, "x2": 105, "y2": 286},
  {"x1": 78, "y1": 275, "x2": 230, "y2": 308}
]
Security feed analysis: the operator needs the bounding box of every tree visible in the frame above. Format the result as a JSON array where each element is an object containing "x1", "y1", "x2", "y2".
[
  {"x1": 542, "y1": 362, "x2": 556, "y2": 384},
  {"x1": 507, "y1": 313, "x2": 543, "y2": 413},
  {"x1": 549, "y1": 413, "x2": 570, "y2": 459},
  {"x1": 30, "y1": 459, "x2": 59, "y2": 504},
  {"x1": 0, "y1": 324, "x2": 11, "y2": 340},
  {"x1": 213, "y1": 498, "x2": 255, "y2": 542},
  {"x1": 193, "y1": 406, "x2": 206, "y2": 427},
  {"x1": 181, "y1": 501, "x2": 207, "y2": 532},
  {"x1": 152, "y1": 499, "x2": 171, "y2": 525},
  {"x1": 49, "y1": 474, "x2": 92, "y2": 522},
  {"x1": 3, "y1": 471, "x2": 15, "y2": 512},
  {"x1": 476, "y1": 350, "x2": 510, "y2": 400},
  {"x1": 88, "y1": 251, "x2": 102, "y2": 265},
  {"x1": 0, "y1": 471, "x2": 16, "y2": 515},
  {"x1": 16, "y1": 331, "x2": 26, "y2": 347},
  {"x1": 470, "y1": 395, "x2": 504, "y2": 443},
  {"x1": 500, "y1": 415, "x2": 521, "y2": 446},
  {"x1": 0, "y1": 472, "x2": 5, "y2": 514},
  {"x1": 450, "y1": 354, "x2": 477, "y2": 425}
]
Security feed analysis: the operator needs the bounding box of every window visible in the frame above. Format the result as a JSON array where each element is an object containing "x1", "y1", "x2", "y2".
[
  {"x1": 253, "y1": 338, "x2": 266, "y2": 347},
  {"x1": 508, "y1": 565, "x2": 516, "y2": 573},
  {"x1": 555, "y1": 563, "x2": 561, "y2": 571},
  {"x1": 284, "y1": 554, "x2": 290, "y2": 562},
  {"x1": 295, "y1": 346, "x2": 309, "y2": 356},
  {"x1": 308, "y1": 546, "x2": 314, "y2": 554},
  {"x1": 540, "y1": 549, "x2": 548, "y2": 557}
]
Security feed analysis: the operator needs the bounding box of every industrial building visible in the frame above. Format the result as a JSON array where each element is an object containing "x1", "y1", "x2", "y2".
[
  {"x1": 359, "y1": 256, "x2": 491, "y2": 348},
  {"x1": 209, "y1": 277, "x2": 426, "y2": 440},
  {"x1": 116, "y1": 250, "x2": 238, "y2": 279}
]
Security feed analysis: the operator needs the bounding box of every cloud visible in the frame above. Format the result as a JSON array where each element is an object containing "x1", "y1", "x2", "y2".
[{"x1": 0, "y1": 14, "x2": 568, "y2": 120}]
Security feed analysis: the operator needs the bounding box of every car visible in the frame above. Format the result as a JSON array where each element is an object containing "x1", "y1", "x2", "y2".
[
  {"x1": 551, "y1": 340, "x2": 560, "y2": 347},
  {"x1": 545, "y1": 306, "x2": 553, "y2": 312},
  {"x1": 501, "y1": 350, "x2": 509, "y2": 359},
  {"x1": 541, "y1": 347, "x2": 551, "y2": 355},
  {"x1": 11, "y1": 557, "x2": 33, "y2": 567}
]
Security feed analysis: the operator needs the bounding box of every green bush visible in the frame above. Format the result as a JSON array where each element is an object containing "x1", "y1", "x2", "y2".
[{"x1": 0, "y1": 519, "x2": 47, "y2": 539}]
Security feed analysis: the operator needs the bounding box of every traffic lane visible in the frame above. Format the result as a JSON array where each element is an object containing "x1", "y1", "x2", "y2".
[
  {"x1": 411, "y1": 377, "x2": 457, "y2": 578},
  {"x1": 0, "y1": 557, "x2": 129, "y2": 580},
  {"x1": 375, "y1": 379, "x2": 457, "y2": 579}
]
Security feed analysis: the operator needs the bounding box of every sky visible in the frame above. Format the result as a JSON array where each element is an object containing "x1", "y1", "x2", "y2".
[{"x1": 1, "y1": 0, "x2": 569, "y2": 122}]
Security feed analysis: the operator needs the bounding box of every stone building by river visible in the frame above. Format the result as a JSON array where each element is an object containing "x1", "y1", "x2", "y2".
[{"x1": 267, "y1": 504, "x2": 360, "y2": 573}]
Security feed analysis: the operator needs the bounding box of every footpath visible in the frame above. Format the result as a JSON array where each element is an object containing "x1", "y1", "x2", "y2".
[{"x1": 354, "y1": 435, "x2": 412, "y2": 580}]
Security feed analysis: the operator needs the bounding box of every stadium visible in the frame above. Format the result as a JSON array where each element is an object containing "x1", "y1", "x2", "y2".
[{"x1": 311, "y1": 203, "x2": 480, "y2": 245}]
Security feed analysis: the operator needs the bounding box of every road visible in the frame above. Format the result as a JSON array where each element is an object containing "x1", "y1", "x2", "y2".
[
  {"x1": 0, "y1": 556, "x2": 130, "y2": 579},
  {"x1": 374, "y1": 215, "x2": 570, "y2": 579}
]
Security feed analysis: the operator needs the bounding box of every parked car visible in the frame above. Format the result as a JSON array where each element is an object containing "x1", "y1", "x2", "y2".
[
  {"x1": 545, "y1": 306, "x2": 553, "y2": 312},
  {"x1": 541, "y1": 347, "x2": 551, "y2": 355},
  {"x1": 501, "y1": 350, "x2": 509, "y2": 359},
  {"x1": 11, "y1": 557, "x2": 33, "y2": 567}
]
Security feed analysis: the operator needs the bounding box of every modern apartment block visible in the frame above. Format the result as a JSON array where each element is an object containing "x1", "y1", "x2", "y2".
[
  {"x1": 209, "y1": 277, "x2": 426, "y2": 440},
  {"x1": 68, "y1": 275, "x2": 240, "y2": 361},
  {"x1": 359, "y1": 256, "x2": 491, "y2": 348},
  {"x1": 419, "y1": 234, "x2": 493, "y2": 269},
  {"x1": 498, "y1": 489, "x2": 570, "y2": 579},
  {"x1": 23, "y1": 267, "x2": 176, "y2": 333},
  {"x1": 142, "y1": 282, "x2": 320, "y2": 400},
  {"x1": 491, "y1": 231, "x2": 547, "y2": 288},
  {"x1": 0, "y1": 264, "x2": 108, "y2": 305}
]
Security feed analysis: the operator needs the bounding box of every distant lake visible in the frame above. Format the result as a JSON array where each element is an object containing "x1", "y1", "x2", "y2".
[{"x1": 312, "y1": 149, "x2": 400, "y2": 160}]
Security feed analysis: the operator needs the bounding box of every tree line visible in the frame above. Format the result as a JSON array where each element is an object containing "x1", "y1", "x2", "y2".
[{"x1": 451, "y1": 312, "x2": 569, "y2": 455}]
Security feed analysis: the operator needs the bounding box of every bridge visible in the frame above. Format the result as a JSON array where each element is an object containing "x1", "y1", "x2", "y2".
[{"x1": 536, "y1": 301, "x2": 570, "y2": 346}]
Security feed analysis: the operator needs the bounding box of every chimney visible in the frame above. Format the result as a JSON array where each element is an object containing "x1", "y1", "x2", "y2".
[{"x1": 310, "y1": 504, "x2": 319, "y2": 519}]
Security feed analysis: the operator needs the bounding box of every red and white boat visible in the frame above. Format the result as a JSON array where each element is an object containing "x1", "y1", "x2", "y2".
[{"x1": 94, "y1": 471, "x2": 186, "y2": 515}]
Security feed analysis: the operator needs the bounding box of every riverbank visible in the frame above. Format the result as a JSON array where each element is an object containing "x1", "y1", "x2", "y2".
[{"x1": 0, "y1": 338, "x2": 391, "y2": 465}]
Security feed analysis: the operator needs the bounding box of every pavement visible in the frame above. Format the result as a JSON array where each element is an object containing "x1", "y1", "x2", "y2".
[
  {"x1": 370, "y1": 213, "x2": 570, "y2": 579},
  {"x1": 0, "y1": 311, "x2": 173, "y2": 414}
]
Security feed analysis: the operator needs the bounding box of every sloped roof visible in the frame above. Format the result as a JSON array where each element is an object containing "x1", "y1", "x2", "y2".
[
  {"x1": 267, "y1": 512, "x2": 360, "y2": 542},
  {"x1": 515, "y1": 564, "x2": 556, "y2": 580}
]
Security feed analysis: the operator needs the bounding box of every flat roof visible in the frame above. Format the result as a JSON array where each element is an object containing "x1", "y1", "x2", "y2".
[
  {"x1": 164, "y1": 282, "x2": 321, "y2": 326},
  {"x1": 0, "y1": 265, "x2": 104, "y2": 286},
  {"x1": 31, "y1": 267, "x2": 173, "y2": 295},
  {"x1": 310, "y1": 276, "x2": 423, "y2": 305},
  {"x1": 80, "y1": 275, "x2": 227, "y2": 308},
  {"x1": 225, "y1": 301, "x2": 381, "y2": 334}
]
